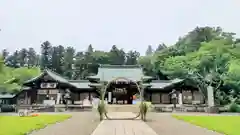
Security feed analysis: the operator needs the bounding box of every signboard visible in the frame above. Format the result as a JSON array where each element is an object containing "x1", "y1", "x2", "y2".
[
  {"x1": 40, "y1": 83, "x2": 57, "y2": 88},
  {"x1": 112, "y1": 88, "x2": 127, "y2": 94}
]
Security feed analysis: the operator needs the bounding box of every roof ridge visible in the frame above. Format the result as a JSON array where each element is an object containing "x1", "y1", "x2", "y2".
[
  {"x1": 151, "y1": 80, "x2": 171, "y2": 83},
  {"x1": 99, "y1": 64, "x2": 142, "y2": 68},
  {"x1": 151, "y1": 78, "x2": 184, "y2": 83},
  {"x1": 45, "y1": 69, "x2": 70, "y2": 81},
  {"x1": 69, "y1": 80, "x2": 89, "y2": 82}
]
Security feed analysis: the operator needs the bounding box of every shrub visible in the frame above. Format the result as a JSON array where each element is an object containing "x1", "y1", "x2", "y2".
[
  {"x1": 97, "y1": 100, "x2": 106, "y2": 121},
  {"x1": 228, "y1": 103, "x2": 240, "y2": 112},
  {"x1": 139, "y1": 102, "x2": 152, "y2": 121}
]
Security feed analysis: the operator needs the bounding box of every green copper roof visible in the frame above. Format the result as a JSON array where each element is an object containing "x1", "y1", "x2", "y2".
[
  {"x1": 23, "y1": 70, "x2": 93, "y2": 89},
  {"x1": 69, "y1": 80, "x2": 92, "y2": 89},
  {"x1": 149, "y1": 78, "x2": 184, "y2": 89},
  {"x1": 88, "y1": 64, "x2": 152, "y2": 82},
  {"x1": 23, "y1": 69, "x2": 75, "y2": 87}
]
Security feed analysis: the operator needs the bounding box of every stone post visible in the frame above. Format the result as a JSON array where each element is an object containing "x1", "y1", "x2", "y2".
[
  {"x1": 108, "y1": 92, "x2": 112, "y2": 103},
  {"x1": 207, "y1": 86, "x2": 214, "y2": 107},
  {"x1": 205, "y1": 86, "x2": 218, "y2": 113},
  {"x1": 178, "y1": 93, "x2": 183, "y2": 106}
]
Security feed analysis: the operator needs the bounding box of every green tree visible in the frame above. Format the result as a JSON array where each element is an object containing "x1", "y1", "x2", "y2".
[
  {"x1": 18, "y1": 48, "x2": 28, "y2": 67},
  {"x1": 109, "y1": 45, "x2": 125, "y2": 65},
  {"x1": 73, "y1": 52, "x2": 85, "y2": 79},
  {"x1": 87, "y1": 44, "x2": 94, "y2": 53},
  {"x1": 145, "y1": 45, "x2": 153, "y2": 56},
  {"x1": 63, "y1": 47, "x2": 75, "y2": 79},
  {"x1": 1, "y1": 49, "x2": 9, "y2": 61},
  {"x1": 0, "y1": 56, "x2": 3, "y2": 72},
  {"x1": 5, "y1": 51, "x2": 20, "y2": 68},
  {"x1": 138, "y1": 55, "x2": 155, "y2": 76},
  {"x1": 155, "y1": 43, "x2": 167, "y2": 52},
  {"x1": 40, "y1": 41, "x2": 52, "y2": 70},
  {"x1": 125, "y1": 50, "x2": 140, "y2": 65},
  {"x1": 27, "y1": 47, "x2": 38, "y2": 67},
  {"x1": 51, "y1": 46, "x2": 65, "y2": 74}
]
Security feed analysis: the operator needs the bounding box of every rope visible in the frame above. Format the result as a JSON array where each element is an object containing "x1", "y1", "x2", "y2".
[{"x1": 104, "y1": 112, "x2": 141, "y2": 120}]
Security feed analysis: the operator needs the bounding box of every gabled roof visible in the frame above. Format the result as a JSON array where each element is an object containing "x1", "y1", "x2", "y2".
[
  {"x1": 149, "y1": 78, "x2": 184, "y2": 89},
  {"x1": 23, "y1": 69, "x2": 74, "y2": 87},
  {"x1": 88, "y1": 64, "x2": 152, "y2": 82}
]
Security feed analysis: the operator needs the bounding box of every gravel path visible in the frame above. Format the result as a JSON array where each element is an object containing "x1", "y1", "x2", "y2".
[
  {"x1": 146, "y1": 113, "x2": 222, "y2": 135},
  {"x1": 30, "y1": 112, "x2": 100, "y2": 135}
]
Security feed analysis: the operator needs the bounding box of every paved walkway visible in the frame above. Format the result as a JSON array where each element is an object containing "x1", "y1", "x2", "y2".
[
  {"x1": 92, "y1": 112, "x2": 222, "y2": 135},
  {"x1": 29, "y1": 112, "x2": 223, "y2": 135},
  {"x1": 91, "y1": 112, "x2": 158, "y2": 135}
]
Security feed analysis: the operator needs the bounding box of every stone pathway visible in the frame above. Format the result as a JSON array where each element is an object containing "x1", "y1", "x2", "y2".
[
  {"x1": 91, "y1": 112, "x2": 158, "y2": 135},
  {"x1": 29, "y1": 112, "x2": 224, "y2": 135},
  {"x1": 92, "y1": 112, "x2": 222, "y2": 135}
]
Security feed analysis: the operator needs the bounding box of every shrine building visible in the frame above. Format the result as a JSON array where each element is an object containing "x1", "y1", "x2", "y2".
[{"x1": 16, "y1": 65, "x2": 204, "y2": 106}]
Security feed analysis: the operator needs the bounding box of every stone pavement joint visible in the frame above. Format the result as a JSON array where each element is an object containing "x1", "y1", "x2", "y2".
[{"x1": 91, "y1": 112, "x2": 158, "y2": 135}]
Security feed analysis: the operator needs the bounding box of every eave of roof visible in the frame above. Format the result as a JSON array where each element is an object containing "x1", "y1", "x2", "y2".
[
  {"x1": 148, "y1": 78, "x2": 184, "y2": 89},
  {"x1": 69, "y1": 80, "x2": 93, "y2": 89},
  {"x1": 0, "y1": 94, "x2": 16, "y2": 99},
  {"x1": 23, "y1": 69, "x2": 76, "y2": 88}
]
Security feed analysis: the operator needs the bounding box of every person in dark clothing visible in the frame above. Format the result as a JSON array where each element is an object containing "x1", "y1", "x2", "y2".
[{"x1": 169, "y1": 89, "x2": 177, "y2": 109}]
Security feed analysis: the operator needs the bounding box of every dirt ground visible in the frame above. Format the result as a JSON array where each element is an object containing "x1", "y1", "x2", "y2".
[
  {"x1": 30, "y1": 112, "x2": 100, "y2": 135},
  {"x1": 146, "y1": 112, "x2": 221, "y2": 135}
]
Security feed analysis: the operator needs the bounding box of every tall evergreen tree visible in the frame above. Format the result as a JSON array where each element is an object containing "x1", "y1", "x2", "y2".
[
  {"x1": 85, "y1": 44, "x2": 96, "y2": 76},
  {"x1": 51, "y1": 45, "x2": 65, "y2": 74},
  {"x1": 73, "y1": 52, "x2": 86, "y2": 79},
  {"x1": 63, "y1": 47, "x2": 75, "y2": 79},
  {"x1": 1, "y1": 49, "x2": 9, "y2": 62},
  {"x1": 87, "y1": 44, "x2": 94, "y2": 53},
  {"x1": 19, "y1": 48, "x2": 28, "y2": 67},
  {"x1": 40, "y1": 41, "x2": 52, "y2": 70},
  {"x1": 155, "y1": 43, "x2": 167, "y2": 52},
  {"x1": 5, "y1": 50, "x2": 20, "y2": 68},
  {"x1": 125, "y1": 51, "x2": 140, "y2": 65},
  {"x1": 27, "y1": 48, "x2": 37, "y2": 67},
  {"x1": 145, "y1": 45, "x2": 153, "y2": 55},
  {"x1": 109, "y1": 45, "x2": 125, "y2": 65}
]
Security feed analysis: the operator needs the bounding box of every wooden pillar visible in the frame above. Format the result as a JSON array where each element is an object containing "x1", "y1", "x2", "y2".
[
  {"x1": 150, "y1": 92, "x2": 152, "y2": 102},
  {"x1": 25, "y1": 91, "x2": 28, "y2": 104},
  {"x1": 191, "y1": 90, "x2": 194, "y2": 101},
  {"x1": 159, "y1": 93, "x2": 162, "y2": 104}
]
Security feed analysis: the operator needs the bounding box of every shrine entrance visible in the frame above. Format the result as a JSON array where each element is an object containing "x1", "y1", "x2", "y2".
[
  {"x1": 105, "y1": 78, "x2": 139, "y2": 105},
  {"x1": 102, "y1": 77, "x2": 143, "y2": 120}
]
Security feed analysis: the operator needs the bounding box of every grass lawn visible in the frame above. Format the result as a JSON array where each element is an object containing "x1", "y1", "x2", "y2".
[
  {"x1": 173, "y1": 115, "x2": 240, "y2": 135},
  {"x1": 0, "y1": 114, "x2": 71, "y2": 135}
]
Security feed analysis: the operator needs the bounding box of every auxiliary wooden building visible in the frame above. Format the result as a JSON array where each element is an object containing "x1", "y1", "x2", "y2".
[{"x1": 16, "y1": 65, "x2": 204, "y2": 106}]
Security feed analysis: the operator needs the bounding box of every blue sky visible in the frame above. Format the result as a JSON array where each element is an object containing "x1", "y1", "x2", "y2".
[{"x1": 0, "y1": 0, "x2": 239, "y2": 55}]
